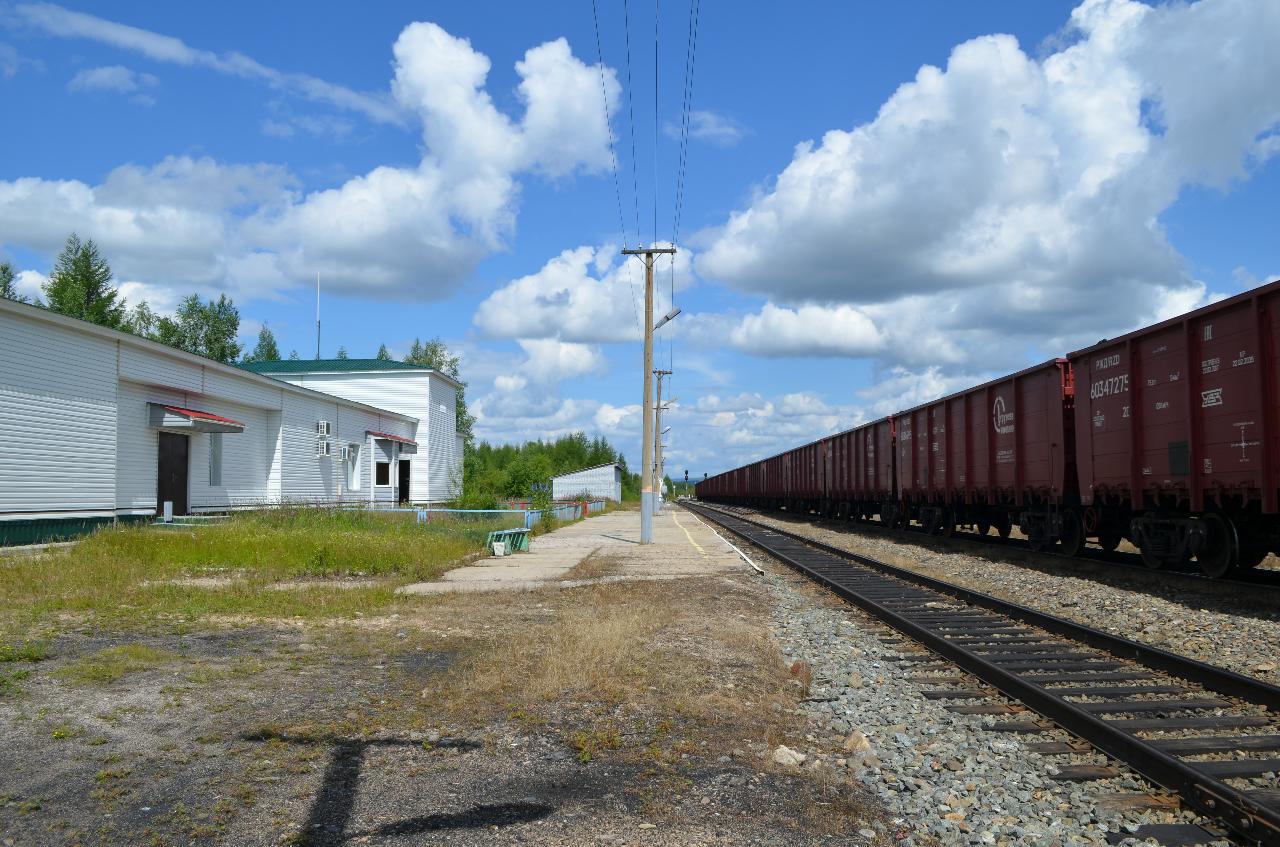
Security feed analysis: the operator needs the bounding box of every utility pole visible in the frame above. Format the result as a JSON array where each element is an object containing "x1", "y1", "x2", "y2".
[
  {"x1": 653, "y1": 368, "x2": 671, "y2": 516},
  {"x1": 622, "y1": 245, "x2": 677, "y2": 543}
]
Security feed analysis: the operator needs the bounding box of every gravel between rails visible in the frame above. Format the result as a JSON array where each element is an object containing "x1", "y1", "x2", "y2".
[
  {"x1": 757, "y1": 563, "x2": 1234, "y2": 847},
  {"x1": 738, "y1": 510, "x2": 1280, "y2": 686}
]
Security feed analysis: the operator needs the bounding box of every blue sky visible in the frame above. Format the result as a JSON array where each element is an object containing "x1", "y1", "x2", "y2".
[{"x1": 2, "y1": 0, "x2": 1278, "y2": 478}]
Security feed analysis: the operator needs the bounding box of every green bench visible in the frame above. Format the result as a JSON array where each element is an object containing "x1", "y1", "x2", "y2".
[{"x1": 486, "y1": 527, "x2": 530, "y2": 555}]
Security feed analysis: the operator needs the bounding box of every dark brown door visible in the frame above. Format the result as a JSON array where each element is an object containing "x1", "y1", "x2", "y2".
[
  {"x1": 398, "y1": 459, "x2": 411, "y2": 504},
  {"x1": 157, "y1": 432, "x2": 189, "y2": 516}
]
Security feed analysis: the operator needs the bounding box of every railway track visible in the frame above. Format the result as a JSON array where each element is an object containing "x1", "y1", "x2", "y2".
[
  {"x1": 686, "y1": 501, "x2": 1280, "y2": 846},
  {"x1": 709, "y1": 502, "x2": 1280, "y2": 594}
]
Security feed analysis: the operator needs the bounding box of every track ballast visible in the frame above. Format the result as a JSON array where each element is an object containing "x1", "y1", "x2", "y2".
[{"x1": 686, "y1": 501, "x2": 1280, "y2": 846}]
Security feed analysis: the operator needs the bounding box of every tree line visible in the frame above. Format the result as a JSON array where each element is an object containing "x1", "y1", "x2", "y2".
[
  {"x1": 0, "y1": 233, "x2": 473, "y2": 444},
  {"x1": 459, "y1": 431, "x2": 677, "y2": 509}
]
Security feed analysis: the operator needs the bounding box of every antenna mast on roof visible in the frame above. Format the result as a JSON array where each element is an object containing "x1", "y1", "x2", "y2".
[{"x1": 315, "y1": 271, "x2": 321, "y2": 361}]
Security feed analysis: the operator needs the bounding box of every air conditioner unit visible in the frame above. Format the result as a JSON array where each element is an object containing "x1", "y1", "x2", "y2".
[
  {"x1": 316, "y1": 440, "x2": 331, "y2": 458},
  {"x1": 316, "y1": 420, "x2": 331, "y2": 436}
]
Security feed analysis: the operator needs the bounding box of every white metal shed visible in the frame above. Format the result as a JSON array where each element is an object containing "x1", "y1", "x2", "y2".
[{"x1": 551, "y1": 463, "x2": 623, "y2": 502}]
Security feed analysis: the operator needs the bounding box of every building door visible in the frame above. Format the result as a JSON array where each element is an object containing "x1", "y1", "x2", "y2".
[
  {"x1": 157, "y1": 432, "x2": 189, "y2": 516},
  {"x1": 398, "y1": 459, "x2": 411, "y2": 504}
]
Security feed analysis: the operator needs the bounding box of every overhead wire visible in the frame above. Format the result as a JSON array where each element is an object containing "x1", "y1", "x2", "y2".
[
  {"x1": 591, "y1": 0, "x2": 642, "y2": 335},
  {"x1": 621, "y1": 0, "x2": 643, "y2": 244}
]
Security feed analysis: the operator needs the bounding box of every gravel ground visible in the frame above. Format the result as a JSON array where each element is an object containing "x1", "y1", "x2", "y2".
[
  {"x1": 740, "y1": 510, "x2": 1280, "y2": 685},
  {"x1": 755, "y1": 564, "x2": 1235, "y2": 847}
]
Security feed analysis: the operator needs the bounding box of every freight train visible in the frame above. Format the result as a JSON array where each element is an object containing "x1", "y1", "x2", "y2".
[{"x1": 696, "y1": 280, "x2": 1280, "y2": 578}]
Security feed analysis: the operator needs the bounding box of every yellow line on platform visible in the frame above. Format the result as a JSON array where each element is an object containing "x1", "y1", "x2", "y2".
[{"x1": 671, "y1": 513, "x2": 707, "y2": 556}]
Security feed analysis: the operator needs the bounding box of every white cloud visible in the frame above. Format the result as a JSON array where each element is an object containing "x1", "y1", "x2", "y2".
[
  {"x1": 13, "y1": 269, "x2": 46, "y2": 300},
  {"x1": 474, "y1": 243, "x2": 692, "y2": 343},
  {"x1": 515, "y1": 338, "x2": 607, "y2": 384},
  {"x1": 727, "y1": 302, "x2": 883, "y2": 357},
  {"x1": 16, "y1": 2, "x2": 401, "y2": 124},
  {"x1": 67, "y1": 64, "x2": 156, "y2": 94},
  {"x1": 594, "y1": 403, "x2": 639, "y2": 431},
  {"x1": 695, "y1": 0, "x2": 1279, "y2": 374},
  {"x1": 261, "y1": 114, "x2": 355, "y2": 141},
  {"x1": 664, "y1": 109, "x2": 746, "y2": 147},
  {"x1": 0, "y1": 22, "x2": 619, "y2": 304}
]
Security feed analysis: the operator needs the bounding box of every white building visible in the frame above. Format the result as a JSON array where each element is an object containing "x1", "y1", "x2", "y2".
[
  {"x1": 0, "y1": 298, "x2": 453, "y2": 544},
  {"x1": 240, "y1": 359, "x2": 463, "y2": 505},
  {"x1": 551, "y1": 463, "x2": 623, "y2": 502}
]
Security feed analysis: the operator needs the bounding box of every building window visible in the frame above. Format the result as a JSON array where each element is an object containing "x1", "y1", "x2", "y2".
[
  {"x1": 375, "y1": 461, "x2": 390, "y2": 486},
  {"x1": 209, "y1": 433, "x2": 222, "y2": 486},
  {"x1": 346, "y1": 444, "x2": 360, "y2": 490}
]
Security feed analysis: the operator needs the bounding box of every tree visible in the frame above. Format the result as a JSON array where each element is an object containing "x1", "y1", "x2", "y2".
[
  {"x1": 244, "y1": 324, "x2": 281, "y2": 363},
  {"x1": 336, "y1": 346, "x2": 349, "y2": 360},
  {"x1": 404, "y1": 337, "x2": 475, "y2": 448},
  {"x1": 375, "y1": 343, "x2": 392, "y2": 361},
  {"x1": 43, "y1": 234, "x2": 125, "y2": 327},
  {"x1": 122, "y1": 301, "x2": 157, "y2": 336},
  {"x1": 0, "y1": 262, "x2": 29, "y2": 303},
  {"x1": 152, "y1": 293, "x2": 242, "y2": 363}
]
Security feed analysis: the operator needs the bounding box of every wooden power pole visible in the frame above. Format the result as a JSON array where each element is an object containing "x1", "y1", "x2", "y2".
[{"x1": 622, "y1": 245, "x2": 676, "y2": 544}]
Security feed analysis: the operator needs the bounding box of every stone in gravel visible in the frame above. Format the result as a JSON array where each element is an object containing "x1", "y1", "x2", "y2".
[
  {"x1": 771, "y1": 745, "x2": 806, "y2": 767},
  {"x1": 842, "y1": 730, "x2": 872, "y2": 754},
  {"x1": 847, "y1": 671, "x2": 864, "y2": 688}
]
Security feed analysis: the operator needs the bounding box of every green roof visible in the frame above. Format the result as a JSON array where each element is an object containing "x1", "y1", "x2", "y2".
[{"x1": 239, "y1": 358, "x2": 424, "y2": 374}]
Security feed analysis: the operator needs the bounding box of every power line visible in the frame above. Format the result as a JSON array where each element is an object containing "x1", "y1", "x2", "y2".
[
  {"x1": 653, "y1": 0, "x2": 660, "y2": 248},
  {"x1": 672, "y1": 0, "x2": 701, "y2": 247},
  {"x1": 591, "y1": 0, "x2": 642, "y2": 335},
  {"x1": 622, "y1": 0, "x2": 643, "y2": 245}
]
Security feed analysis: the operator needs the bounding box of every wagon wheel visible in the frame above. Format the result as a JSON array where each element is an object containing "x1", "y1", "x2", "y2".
[
  {"x1": 995, "y1": 514, "x2": 1012, "y2": 540},
  {"x1": 1138, "y1": 544, "x2": 1166, "y2": 570},
  {"x1": 975, "y1": 518, "x2": 991, "y2": 536},
  {"x1": 939, "y1": 511, "x2": 957, "y2": 538},
  {"x1": 1059, "y1": 510, "x2": 1085, "y2": 558},
  {"x1": 1193, "y1": 513, "x2": 1238, "y2": 578}
]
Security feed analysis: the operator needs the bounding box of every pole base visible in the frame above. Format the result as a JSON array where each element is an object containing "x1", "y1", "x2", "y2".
[{"x1": 640, "y1": 491, "x2": 654, "y2": 544}]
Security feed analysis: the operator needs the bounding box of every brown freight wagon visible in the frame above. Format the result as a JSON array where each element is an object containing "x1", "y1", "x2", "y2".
[
  {"x1": 1069, "y1": 281, "x2": 1280, "y2": 576},
  {"x1": 893, "y1": 360, "x2": 1079, "y2": 550},
  {"x1": 837, "y1": 417, "x2": 895, "y2": 521}
]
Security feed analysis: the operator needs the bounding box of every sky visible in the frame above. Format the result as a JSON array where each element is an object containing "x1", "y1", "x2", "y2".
[{"x1": 2, "y1": 0, "x2": 1279, "y2": 480}]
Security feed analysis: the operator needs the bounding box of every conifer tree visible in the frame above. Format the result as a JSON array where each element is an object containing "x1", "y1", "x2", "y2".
[{"x1": 43, "y1": 234, "x2": 124, "y2": 328}]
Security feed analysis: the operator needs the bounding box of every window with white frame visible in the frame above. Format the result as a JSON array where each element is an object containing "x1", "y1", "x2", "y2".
[
  {"x1": 209, "y1": 433, "x2": 222, "y2": 486},
  {"x1": 346, "y1": 444, "x2": 360, "y2": 490}
]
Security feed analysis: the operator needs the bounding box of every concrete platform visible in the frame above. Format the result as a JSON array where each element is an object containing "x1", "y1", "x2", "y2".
[{"x1": 397, "y1": 505, "x2": 747, "y2": 594}]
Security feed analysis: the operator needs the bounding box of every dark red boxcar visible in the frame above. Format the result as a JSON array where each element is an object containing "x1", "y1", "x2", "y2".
[
  {"x1": 893, "y1": 360, "x2": 1076, "y2": 546},
  {"x1": 1069, "y1": 280, "x2": 1280, "y2": 574}
]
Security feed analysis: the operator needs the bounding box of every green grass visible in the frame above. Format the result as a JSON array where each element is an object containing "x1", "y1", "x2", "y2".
[
  {"x1": 0, "y1": 507, "x2": 504, "y2": 627},
  {"x1": 0, "y1": 639, "x2": 50, "y2": 697},
  {"x1": 56, "y1": 644, "x2": 177, "y2": 686}
]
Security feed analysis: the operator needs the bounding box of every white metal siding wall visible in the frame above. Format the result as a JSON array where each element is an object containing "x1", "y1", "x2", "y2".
[
  {"x1": 0, "y1": 312, "x2": 118, "y2": 516},
  {"x1": 427, "y1": 377, "x2": 458, "y2": 502},
  {"x1": 187, "y1": 401, "x2": 271, "y2": 510},
  {"x1": 280, "y1": 392, "x2": 338, "y2": 503}
]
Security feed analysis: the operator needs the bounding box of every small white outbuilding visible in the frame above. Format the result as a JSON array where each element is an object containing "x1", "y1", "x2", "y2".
[{"x1": 551, "y1": 463, "x2": 623, "y2": 502}]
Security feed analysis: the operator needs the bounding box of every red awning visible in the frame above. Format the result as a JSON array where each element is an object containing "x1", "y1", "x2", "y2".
[
  {"x1": 367, "y1": 430, "x2": 417, "y2": 445},
  {"x1": 148, "y1": 403, "x2": 245, "y2": 433},
  {"x1": 163, "y1": 406, "x2": 244, "y2": 427}
]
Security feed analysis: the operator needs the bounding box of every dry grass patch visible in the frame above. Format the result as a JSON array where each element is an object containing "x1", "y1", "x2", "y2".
[
  {"x1": 561, "y1": 549, "x2": 623, "y2": 582},
  {"x1": 428, "y1": 576, "x2": 797, "y2": 764}
]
